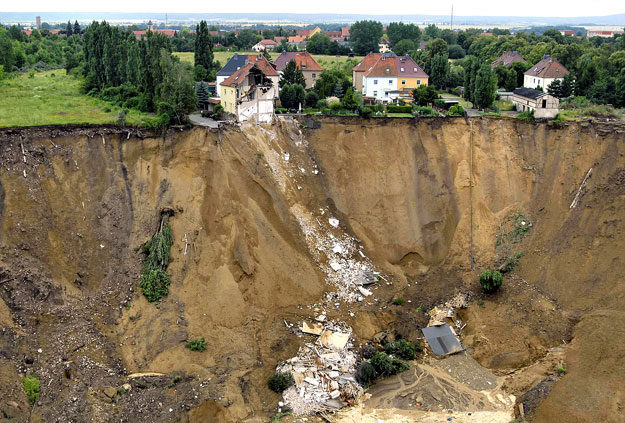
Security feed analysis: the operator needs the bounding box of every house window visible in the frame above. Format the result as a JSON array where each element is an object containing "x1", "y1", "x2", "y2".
[
  {"x1": 312, "y1": 73, "x2": 316, "y2": 78},
  {"x1": 542, "y1": 99, "x2": 547, "y2": 108},
  {"x1": 374, "y1": 80, "x2": 378, "y2": 85},
  {"x1": 400, "y1": 67, "x2": 404, "y2": 72},
  {"x1": 385, "y1": 92, "x2": 388, "y2": 97},
  {"x1": 417, "y1": 80, "x2": 421, "y2": 85},
  {"x1": 402, "y1": 80, "x2": 406, "y2": 85},
  {"x1": 413, "y1": 67, "x2": 417, "y2": 72},
  {"x1": 373, "y1": 90, "x2": 377, "y2": 96},
  {"x1": 389, "y1": 80, "x2": 392, "y2": 84}
]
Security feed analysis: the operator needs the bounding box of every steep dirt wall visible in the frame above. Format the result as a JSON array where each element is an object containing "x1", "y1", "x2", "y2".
[
  {"x1": 304, "y1": 117, "x2": 625, "y2": 423},
  {"x1": 0, "y1": 118, "x2": 624, "y2": 422}
]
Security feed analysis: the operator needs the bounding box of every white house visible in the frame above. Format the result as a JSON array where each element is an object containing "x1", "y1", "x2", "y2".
[
  {"x1": 252, "y1": 39, "x2": 278, "y2": 52},
  {"x1": 362, "y1": 53, "x2": 429, "y2": 103},
  {"x1": 378, "y1": 39, "x2": 391, "y2": 53},
  {"x1": 524, "y1": 55, "x2": 570, "y2": 92}
]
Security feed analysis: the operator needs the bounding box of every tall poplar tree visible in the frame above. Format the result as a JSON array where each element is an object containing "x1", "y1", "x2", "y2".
[{"x1": 194, "y1": 21, "x2": 214, "y2": 72}]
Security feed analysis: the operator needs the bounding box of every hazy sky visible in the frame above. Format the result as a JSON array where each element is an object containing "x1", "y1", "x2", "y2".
[{"x1": 2, "y1": 0, "x2": 623, "y2": 17}]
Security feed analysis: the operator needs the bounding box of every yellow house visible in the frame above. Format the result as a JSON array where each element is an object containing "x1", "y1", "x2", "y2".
[
  {"x1": 219, "y1": 63, "x2": 277, "y2": 123},
  {"x1": 397, "y1": 76, "x2": 429, "y2": 91},
  {"x1": 395, "y1": 56, "x2": 429, "y2": 93}
]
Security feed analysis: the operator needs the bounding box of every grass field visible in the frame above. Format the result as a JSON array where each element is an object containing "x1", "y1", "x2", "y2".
[
  {"x1": 174, "y1": 51, "x2": 364, "y2": 70},
  {"x1": 0, "y1": 70, "x2": 154, "y2": 128},
  {"x1": 440, "y1": 92, "x2": 473, "y2": 109}
]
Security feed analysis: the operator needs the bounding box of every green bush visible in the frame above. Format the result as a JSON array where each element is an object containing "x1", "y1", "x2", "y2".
[
  {"x1": 480, "y1": 270, "x2": 503, "y2": 293},
  {"x1": 330, "y1": 102, "x2": 343, "y2": 111},
  {"x1": 268, "y1": 372, "x2": 294, "y2": 393},
  {"x1": 359, "y1": 106, "x2": 374, "y2": 118},
  {"x1": 392, "y1": 297, "x2": 405, "y2": 305},
  {"x1": 185, "y1": 338, "x2": 207, "y2": 352},
  {"x1": 448, "y1": 105, "x2": 465, "y2": 116},
  {"x1": 140, "y1": 224, "x2": 174, "y2": 303},
  {"x1": 384, "y1": 339, "x2": 418, "y2": 360},
  {"x1": 387, "y1": 104, "x2": 412, "y2": 113},
  {"x1": 413, "y1": 106, "x2": 437, "y2": 116},
  {"x1": 370, "y1": 352, "x2": 409, "y2": 377},
  {"x1": 275, "y1": 107, "x2": 288, "y2": 114},
  {"x1": 23, "y1": 373, "x2": 40, "y2": 405},
  {"x1": 316, "y1": 99, "x2": 328, "y2": 109},
  {"x1": 355, "y1": 362, "x2": 377, "y2": 387}
]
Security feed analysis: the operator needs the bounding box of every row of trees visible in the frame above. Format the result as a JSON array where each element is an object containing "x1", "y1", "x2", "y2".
[{"x1": 82, "y1": 21, "x2": 196, "y2": 125}]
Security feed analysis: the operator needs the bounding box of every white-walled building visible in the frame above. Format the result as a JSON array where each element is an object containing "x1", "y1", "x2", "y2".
[
  {"x1": 362, "y1": 53, "x2": 429, "y2": 103},
  {"x1": 524, "y1": 55, "x2": 570, "y2": 92},
  {"x1": 512, "y1": 88, "x2": 560, "y2": 119},
  {"x1": 251, "y1": 39, "x2": 278, "y2": 52}
]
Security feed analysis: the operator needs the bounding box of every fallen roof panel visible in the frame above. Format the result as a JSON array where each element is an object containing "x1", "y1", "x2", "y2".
[{"x1": 421, "y1": 323, "x2": 464, "y2": 356}]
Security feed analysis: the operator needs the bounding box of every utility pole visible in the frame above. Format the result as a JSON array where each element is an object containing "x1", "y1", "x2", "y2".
[{"x1": 451, "y1": 5, "x2": 454, "y2": 31}]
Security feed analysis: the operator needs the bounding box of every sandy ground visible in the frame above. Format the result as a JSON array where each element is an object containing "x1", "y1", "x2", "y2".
[{"x1": 0, "y1": 118, "x2": 624, "y2": 422}]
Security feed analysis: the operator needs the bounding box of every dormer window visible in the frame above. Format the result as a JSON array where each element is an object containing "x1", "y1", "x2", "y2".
[
  {"x1": 413, "y1": 67, "x2": 417, "y2": 72},
  {"x1": 400, "y1": 67, "x2": 404, "y2": 72},
  {"x1": 385, "y1": 68, "x2": 390, "y2": 73}
]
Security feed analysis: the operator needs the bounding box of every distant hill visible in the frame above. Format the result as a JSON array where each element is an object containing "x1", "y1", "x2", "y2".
[{"x1": 1, "y1": 11, "x2": 624, "y2": 26}]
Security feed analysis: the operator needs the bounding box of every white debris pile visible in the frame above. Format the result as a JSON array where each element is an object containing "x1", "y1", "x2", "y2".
[
  {"x1": 428, "y1": 292, "x2": 472, "y2": 327},
  {"x1": 290, "y1": 204, "x2": 381, "y2": 302},
  {"x1": 277, "y1": 320, "x2": 363, "y2": 415}
]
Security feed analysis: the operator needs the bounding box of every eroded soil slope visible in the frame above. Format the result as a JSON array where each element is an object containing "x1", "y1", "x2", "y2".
[{"x1": 0, "y1": 118, "x2": 623, "y2": 422}]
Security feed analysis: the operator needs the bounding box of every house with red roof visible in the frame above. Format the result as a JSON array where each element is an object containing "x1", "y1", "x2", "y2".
[
  {"x1": 273, "y1": 51, "x2": 323, "y2": 88},
  {"x1": 252, "y1": 39, "x2": 278, "y2": 52},
  {"x1": 524, "y1": 55, "x2": 570, "y2": 92},
  {"x1": 361, "y1": 53, "x2": 429, "y2": 102},
  {"x1": 352, "y1": 53, "x2": 382, "y2": 92},
  {"x1": 216, "y1": 54, "x2": 279, "y2": 97},
  {"x1": 220, "y1": 63, "x2": 277, "y2": 123},
  {"x1": 491, "y1": 51, "x2": 527, "y2": 69},
  {"x1": 341, "y1": 27, "x2": 350, "y2": 39}
]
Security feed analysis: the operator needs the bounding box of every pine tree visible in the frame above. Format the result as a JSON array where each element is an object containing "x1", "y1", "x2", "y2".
[
  {"x1": 66, "y1": 21, "x2": 73, "y2": 36},
  {"x1": 74, "y1": 21, "x2": 81, "y2": 35},
  {"x1": 196, "y1": 81, "x2": 210, "y2": 110},
  {"x1": 333, "y1": 81, "x2": 344, "y2": 98}
]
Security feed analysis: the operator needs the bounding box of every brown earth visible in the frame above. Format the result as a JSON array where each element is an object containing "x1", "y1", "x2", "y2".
[{"x1": 0, "y1": 117, "x2": 624, "y2": 422}]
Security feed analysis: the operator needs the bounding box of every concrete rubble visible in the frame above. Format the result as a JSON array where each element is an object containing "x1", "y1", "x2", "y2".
[
  {"x1": 277, "y1": 319, "x2": 364, "y2": 415},
  {"x1": 428, "y1": 292, "x2": 472, "y2": 327}
]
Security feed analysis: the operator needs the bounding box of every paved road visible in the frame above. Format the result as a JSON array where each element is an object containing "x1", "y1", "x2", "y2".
[{"x1": 189, "y1": 113, "x2": 220, "y2": 129}]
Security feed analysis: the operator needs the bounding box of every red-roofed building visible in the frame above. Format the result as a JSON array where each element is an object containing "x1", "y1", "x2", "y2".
[
  {"x1": 491, "y1": 51, "x2": 527, "y2": 69},
  {"x1": 587, "y1": 29, "x2": 624, "y2": 38},
  {"x1": 273, "y1": 51, "x2": 323, "y2": 88},
  {"x1": 220, "y1": 63, "x2": 277, "y2": 123},
  {"x1": 216, "y1": 54, "x2": 279, "y2": 97},
  {"x1": 559, "y1": 30, "x2": 575, "y2": 36},
  {"x1": 352, "y1": 52, "x2": 382, "y2": 91},
  {"x1": 252, "y1": 39, "x2": 278, "y2": 52},
  {"x1": 132, "y1": 29, "x2": 177, "y2": 40},
  {"x1": 361, "y1": 53, "x2": 428, "y2": 102},
  {"x1": 524, "y1": 55, "x2": 570, "y2": 91},
  {"x1": 341, "y1": 26, "x2": 350, "y2": 39}
]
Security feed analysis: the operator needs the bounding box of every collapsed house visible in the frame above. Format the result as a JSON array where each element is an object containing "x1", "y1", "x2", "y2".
[{"x1": 219, "y1": 63, "x2": 277, "y2": 123}]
